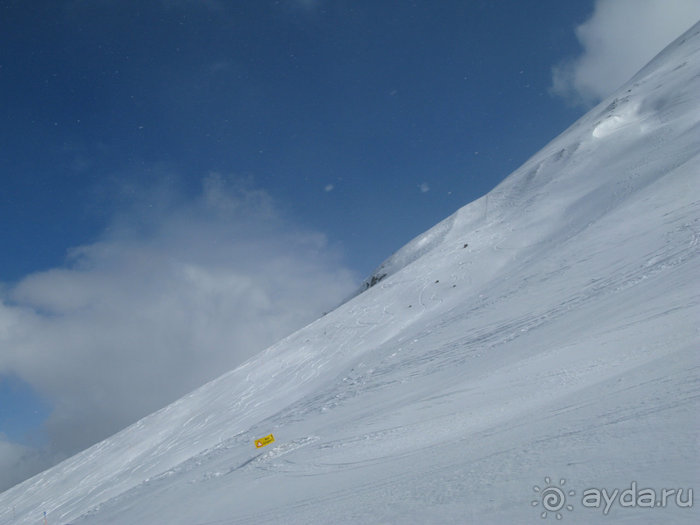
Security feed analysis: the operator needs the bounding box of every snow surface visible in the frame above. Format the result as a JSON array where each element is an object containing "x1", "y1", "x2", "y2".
[{"x1": 2, "y1": 22, "x2": 700, "y2": 525}]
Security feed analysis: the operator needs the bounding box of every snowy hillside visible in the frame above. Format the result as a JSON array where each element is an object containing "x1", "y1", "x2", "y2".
[{"x1": 2, "y1": 22, "x2": 699, "y2": 525}]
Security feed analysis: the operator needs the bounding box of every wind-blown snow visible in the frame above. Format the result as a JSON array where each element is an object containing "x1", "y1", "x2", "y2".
[{"x1": 2, "y1": 22, "x2": 699, "y2": 525}]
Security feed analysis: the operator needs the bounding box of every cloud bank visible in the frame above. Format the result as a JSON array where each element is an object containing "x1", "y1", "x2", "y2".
[
  {"x1": 551, "y1": 0, "x2": 700, "y2": 105},
  {"x1": 0, "y1": 174, "x2": 357, "y2": 491},
  {"x1": 0, "y1": 436, "x2": 50, "y2": 493}
]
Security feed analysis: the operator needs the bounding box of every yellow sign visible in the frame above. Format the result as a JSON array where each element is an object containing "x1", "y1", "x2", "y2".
[{"x1": 255, "y1": 433, "x2": 275, "y2": 449}]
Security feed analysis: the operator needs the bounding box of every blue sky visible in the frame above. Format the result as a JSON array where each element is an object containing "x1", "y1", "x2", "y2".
[
  {"x1": 1, "y1": 0, "x2": 699, "y2": 491},
  {"x1": 1, "y1": 0, "x2": 591, "y2": 282}
]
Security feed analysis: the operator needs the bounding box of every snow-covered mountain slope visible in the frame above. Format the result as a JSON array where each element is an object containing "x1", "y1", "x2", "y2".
[{"x1": 3, "y1": 22, "x2": 699, "y2": 525}]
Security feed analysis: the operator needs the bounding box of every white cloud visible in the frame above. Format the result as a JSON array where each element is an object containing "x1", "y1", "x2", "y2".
[
  {"x1": 551, "y1": 0, "x2": 700, "y2": 105},
  {"x1": 419, "y1": 182, "x2": 430, "y2": 193},
  {"x1": 0, "y1": 173, "x2": 357, "y2": 490},
  {"x1": 0, "y1": 436, "x2": 51, "y2": 492},
  {"x1": 324, "y1": 184, "x2": 334, "y2": 192}
]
